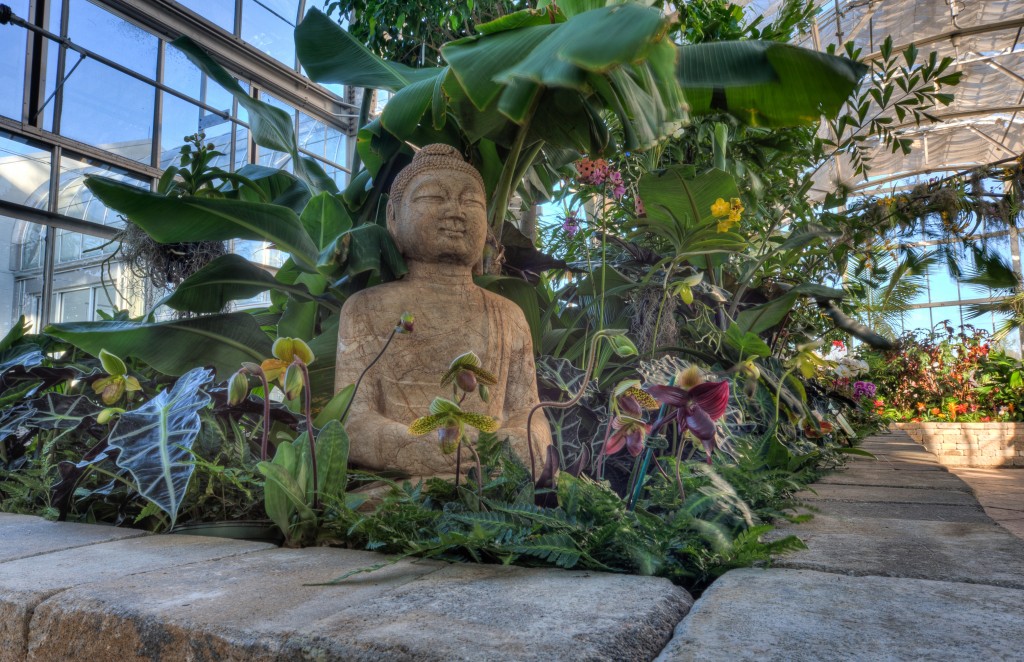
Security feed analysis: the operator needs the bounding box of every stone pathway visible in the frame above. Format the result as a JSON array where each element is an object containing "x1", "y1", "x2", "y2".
[
  {"x1": 656, "y1": 430, "x2": 1024, "y2": 661},
  {"x1": 947, "y1": 466, "x2": 1024, "y2": 539},
  {"x1": 4, "y1": 431, "x2": 1022, "y2": 661}
]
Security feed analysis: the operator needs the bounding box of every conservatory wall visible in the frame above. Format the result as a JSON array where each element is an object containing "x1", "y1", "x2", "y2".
[{"x1": 0, "y1": 0, "x2": 356, "y2": 337}]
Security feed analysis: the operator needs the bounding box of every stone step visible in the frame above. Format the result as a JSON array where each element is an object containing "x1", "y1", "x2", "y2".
[
  {"x1": 771, "y1": 514, "x2": 1024, "y2": 589},
  {"x1": 0, "y1": 531, "x2": 274, "y2": 662},
  {"x1": 2, "y1": 517, "x2": 691, "y2": 662},
  {"x1": 0, "y1": 512, "x2": 146, "y2": 563},
  {"x1": 655, "y1": 568, "x2": 1024, "y2": 662}
]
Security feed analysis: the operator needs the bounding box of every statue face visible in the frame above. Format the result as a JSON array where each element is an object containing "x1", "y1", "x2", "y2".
[{"x1": 393, "y1": 170, "x2": 487, "y2": 266}]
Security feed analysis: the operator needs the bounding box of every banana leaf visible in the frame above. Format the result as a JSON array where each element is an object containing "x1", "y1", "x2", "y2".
[
  {"x1": 85, "y1": 177, "x2": 320, "y2": 272},
  {"x1": 160, "y1": 254, "x2": 322, "y2": 314},
  {"x1": 46, "y1": 313, "x2": 273, "y2": 381}
]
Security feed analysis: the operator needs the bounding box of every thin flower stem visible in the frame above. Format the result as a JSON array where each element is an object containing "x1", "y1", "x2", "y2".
[
  {"x1": 258, "y1": 371, "x2": 271, "y2": 461},
  {"x1": 526, "y1": 332, "x2": 603, "y2": 482},
  {"x1": 297, "y1": 359, "x2": 319, "y2": 511},
  {"x1": 339, "y1": 327, "x2": 398, "y2": 424}
]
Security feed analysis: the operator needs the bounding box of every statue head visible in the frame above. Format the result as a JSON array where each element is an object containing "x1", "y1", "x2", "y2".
[{"x1": 386, "y1": 144, "x2": 488, "y2": 270}]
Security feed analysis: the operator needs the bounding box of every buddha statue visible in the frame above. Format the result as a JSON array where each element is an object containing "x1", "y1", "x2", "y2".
[{"x1": 335, "y1": 144, "x2": 553, "y2": 480}]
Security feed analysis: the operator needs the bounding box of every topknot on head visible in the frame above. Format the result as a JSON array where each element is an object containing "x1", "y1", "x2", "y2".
[{"x1": 388, "y1": 144, "x2": 486, "y2": 207}]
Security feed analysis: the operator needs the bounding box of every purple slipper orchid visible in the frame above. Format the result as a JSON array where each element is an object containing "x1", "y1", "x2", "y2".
[{"x1": 647, "y1": 372, "x2": 730, "y2": 464}]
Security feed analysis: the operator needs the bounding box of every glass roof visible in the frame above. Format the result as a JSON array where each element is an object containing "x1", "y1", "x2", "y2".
[{"x1": 739, "y1": 0, "x2": 1024, "y2": 195}]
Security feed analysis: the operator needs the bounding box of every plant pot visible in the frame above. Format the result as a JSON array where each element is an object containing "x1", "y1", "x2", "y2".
[{"x1": 170, "y1": 520, "x2": 283, "y2": 545}]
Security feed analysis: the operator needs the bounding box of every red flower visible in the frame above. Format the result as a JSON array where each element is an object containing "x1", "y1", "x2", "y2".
[
  {"x1": 832, "y1": 340, "x2": 845, "y2": 349},
  {"x1": 647, "y1": 379, "x2": 730, "y2": 464},
  {"x1": 981, "y1": 416, "x2": 992, "y2": 422}
]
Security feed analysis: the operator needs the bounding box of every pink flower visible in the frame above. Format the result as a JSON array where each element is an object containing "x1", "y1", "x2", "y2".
[{"x1": 561, "y1": 212, "x2": 580, "y2": 238}]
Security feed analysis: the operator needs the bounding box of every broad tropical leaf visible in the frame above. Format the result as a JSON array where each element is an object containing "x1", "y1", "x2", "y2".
[
  {"x1": 677, "y1": 41, "x2": 868, "y2": 126},
  {"x1": 314, "y1": 420, "x2": 350, "y2": 500},
  {"x1": 85, "y1": 177, "x2": 320, "y2": 272},
  {"x1": 28, "y1": 393, "x2": 99, "y2": 430},
  {"x1": 108, "y1": 367, "x2": 214, "y2": 527},
  {"x1": 46, "y1": 313, "x2": 273, "y2": 380},
  {"x1": 161, "y1": 254, "x2": 321, "y2": 313}
]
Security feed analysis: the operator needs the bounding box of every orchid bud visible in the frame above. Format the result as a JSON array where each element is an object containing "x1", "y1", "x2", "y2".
[
  {"x1": 607, "y1": 333, "x2": 638, "y2": 357},
  {"x1": 97, "y1": 407, "x2": 124, "y2": 424},
  {"x1": 478, "y1": 384, "x2": 490, "y2": 403},
  {"x1": 455, "y1": 369, "x2": 478, "y2": 393},
  {"x1": 241, "y1": 362, "x2": 262, "y2": 375},
  {"x1": 283, "y1": 363, "x2": 304, "y2": 401},
  {"x1": 398, "y1": 312, "x2": 414, "y2": 334},
  {"x1": 228, "y1": 371, "x2": 250, "y2": 406}
]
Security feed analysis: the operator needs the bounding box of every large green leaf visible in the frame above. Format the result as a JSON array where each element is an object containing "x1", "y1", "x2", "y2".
[
  {"x1": 108, "y1": 367, "x2": 213, "y2": 527},
  {"x1": 46, "y1": 313, "x2": 272, "y2": 380},
  {"x1": 295, "y1": 9, "x2": 442, "y2": 91},
  {"x1": 636, "y1": 166, "x2": 744, "y2": 254},
  {"x1": 314, "y1": 420, "x2": 349, "y2": 501},
  {"x1": 161, "y1": 254, "x2": 320, "y2": 313},
  {"x1": 28, "y1": 393, "x2": 99, "y2": 430},
  {"x1": 85, "y1": 176, "x2": 319, "y2": 272},
  {"x1": 257, "y1": 441, "x2": 315, "y2": 537},
  {"x1": 301, "y1": 192, "x2": 353, "y2": 250},
  {"x1": 678, "y1": 41, "x2": 867, "y2": 127}
]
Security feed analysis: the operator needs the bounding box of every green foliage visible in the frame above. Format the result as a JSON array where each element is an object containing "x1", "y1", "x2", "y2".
[{"x1": 320, "y1": 431, "x2": 830, "y2": 592}]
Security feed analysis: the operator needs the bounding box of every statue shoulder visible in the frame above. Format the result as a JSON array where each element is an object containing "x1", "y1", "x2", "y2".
[{"x1": 479, "y1": 287, "x2": 529, "y2": 330}]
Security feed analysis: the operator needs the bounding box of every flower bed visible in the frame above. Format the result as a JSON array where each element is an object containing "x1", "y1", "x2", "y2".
[{"x1": 891, "y1": 422, "x2": 1024, "y2": 467}]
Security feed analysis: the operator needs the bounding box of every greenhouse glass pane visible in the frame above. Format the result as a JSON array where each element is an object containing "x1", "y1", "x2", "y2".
[
  {"x1": 929, "y1": 305, "x2": 963, "y2": 332},
  {"x1": 242, "y1": 0, "x2": 298, "y2": 68},
  {"x1": 59, "y1": 59, "x2": 155, "y2": 163},
  {"x1": 67, "y1": 0, "x2": 158, "y2": 78},
  {"x1": 57, "y1": 154, "x2": 148, "y2": 225},
  {"x1": 0, "y1": 1, "x2": 29, "y2": 121},
  {"x1": 159, "y1": 94, "x2": 235, "y2": 171},
  {"x1": 234, "y1": 126, "x2": 250, "y2": 170},
  {"x1": 163, "y1": 44, "x2": 235, "y2": 113},
  {"x1": 175, "y1": 0, "x2": 237, "y2": 33},
  {"x1": 926, "y1": 264, "x2": 960, "y2": 304},
  {"x1": 0, "y1": 132, "x2": 51, "y2": 208},
  {"x1": 57, "y1": 288, "x2": 92, "y2": 322},
  {"x1": 901, "y1": 308, "x2": 932, "y2": 335}
]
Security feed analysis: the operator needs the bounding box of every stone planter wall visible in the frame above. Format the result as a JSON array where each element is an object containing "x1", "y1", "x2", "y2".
[{"x1": 890, "y1": 422, "x2": 1024, "y2": 468}]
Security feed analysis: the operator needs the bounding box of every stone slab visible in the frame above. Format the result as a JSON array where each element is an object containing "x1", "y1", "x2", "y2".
[
  {"x1": 798, "y1": 500, "x2": 992, "y2": 522},
  {"x1": 818, "y1": 468, "x2": 972, "y2": 492},
  {"x1": 0, "y1": 513, "x2": 146, "y2": 563},
  {"x1": 848, "y1": 455, "x2": 947, "y2": 471},
  {"x1": 1, "y1": 534, "x2": 272, "y2": 662},
  {"x1": 798, "y1": 483, "x2": 979, "y2": 506},
  {"x1": 651, "y1": 569, "x2": 1024, "y2": 659},
  {"x1": 655, "y1": 568, "x2": 1024, "y2": 662},
  {"x1": 27, "y1": 546, "x2": 692, "y2": 662},
  {"x1": 771, "y1": 514, "x2": 1024, "y2": 589}
]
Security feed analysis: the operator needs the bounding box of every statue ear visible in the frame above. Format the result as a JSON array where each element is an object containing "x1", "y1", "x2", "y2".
[{"x1": 385, "y1": 199, "x2": 403, "y2": 252}]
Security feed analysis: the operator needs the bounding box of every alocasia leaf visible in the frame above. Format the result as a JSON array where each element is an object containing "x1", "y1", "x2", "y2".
[{"x1": 107, "y1": 367, "x2": 214, "y2": 527}]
